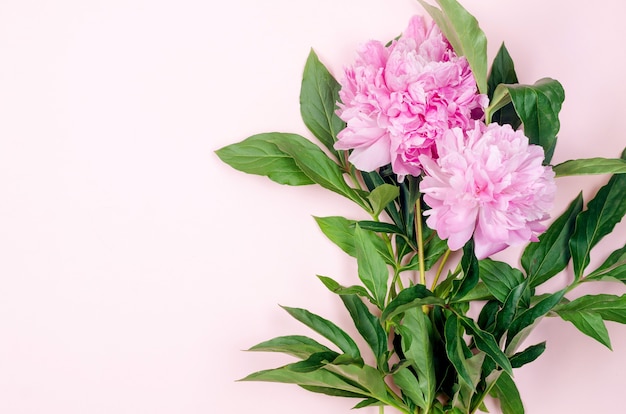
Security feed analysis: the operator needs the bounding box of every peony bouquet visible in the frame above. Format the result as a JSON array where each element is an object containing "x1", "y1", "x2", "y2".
[{"x1": 216, "y1": 0, "x2": 626, "y2": 413}]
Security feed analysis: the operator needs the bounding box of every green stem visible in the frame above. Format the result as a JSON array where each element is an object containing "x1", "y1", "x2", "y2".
[
  {"x1": 415, "y1": 200, "x2": 426, "y2": 286},
  {"x1": 431, "y1": 249, "x2": 451, "y2": 290}
]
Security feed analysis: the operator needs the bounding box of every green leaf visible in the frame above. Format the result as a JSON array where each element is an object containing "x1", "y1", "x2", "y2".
[
  {"x1": 486, "y1": 43, "x2": 521, "y2": 129},
  {"x1": 281, "y1": 306, "x2": 361, "y2": 359},
  {"x1": 459, "y1": 315, "x2": 513, "y2": 376},
  {"x1": 324, "y1": 363, "x2": 390, "y2": 403},
  {"x1": 314, "y1": 216, "x2": 395, "y2": 265},
  {"x1": 392, "y1": 367, "x2": 428, "y2": 410},
  {"x1": 553, "y1": 157, "x2": 626, "y2": 177},
  {"x1": 274, "y1": 136, "x2": 368, "y2": 210},
  {"x1": 451, "y1": 353, "x2": 485, "y2": 413},
  {"x1": 300, "y1": 50, "x2": 345, "y2": 159},
  {"x1": 558, "y1": 310, "x2": 611, "y2": 349},
  {"x1": 382, "y1": 284, "x2": 444, "y2": 321},
  {"x1": 492, "y1": 283, "x2": 527, "y2": 342},
  {"x1": 356, "y1": 220, "x2": 404, "y2": 235},
  {"x1": 450, "y1": 241, "x2": 479, "y2": 302},
  {"x1": 240, "y1": 364, "x2": 366, "y2": 396},
  {"x1": 397, "y1": 307, "x2": 437, "y2": 412},
  {"x1": 522, "y1": 193, "x2": 583, "y2": 287},
  {"x1": 248, "y1": 335, "x2": 335, "y2": 359},
  {"x1": 509, "y1": 342, "x2": 546, "y2": 369},
  {"x1": 353, "y1": 398, "x2": 382, "y2": 409},
  {"x1": 354, "y1": 225, "x2": 389, "y2": 308},
  {"x1": 317, "y1": 275, "x2": 373, "y2": 301},
  {"x1": 417, "y1": 0, "x2": 488, "y2": 94},
  {"x1": 444, "y1": 314, "x2": 474, "y2": 387},
  {"x1": 215, "y1": 133, "x2": 315, "y2": 185},
  {"x1": 570, "y1": 166, "x2": 626, "y2": 280},
  {"x1": 506, "y1": 289, "x2": 566, "y2": 349},
  {"x1": 585, "y1": 243, "x2": 626, "y2": 283},
  {"x1": 340, "y1": 295, "x2": 388, "y2": 366},
  {"x1": 555, "y1": 294, "x2": 626, "y2": 324},
  {"x1": 289, "y1": 351, "x2": 342, "y2": 373},
  {"x1": 299, "y1": 385, "x2": 367, "y2": 398},
  {"x1": 491, "y1": 372, "x2": 524, "y2": 414},
  {"x1": 479, "y1": 259, "x2": 525, "y2": 303},
  {"x1": 367, "y1": 184, "x2": 400, "y2": 217},
  {"x1": 492, "y1": 78, "x2": 565, "y2": 164}
]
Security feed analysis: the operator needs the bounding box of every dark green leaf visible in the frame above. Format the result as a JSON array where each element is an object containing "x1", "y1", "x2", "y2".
[
  {"x1": 459, "y1": 316, "x2": 513, "y2": 376},
  {"x1": 281, "y1": 306, "x2": 361, "y2": 359},
  {"x1": 354, "y1": 225, "x2": 389, "y2": 308},
  {"x1": 450, "y1": 241, "x2": 479, "y2": 302},
  {"x1": 215, "y1": 133, "x2": 315, "y2": 185},
  {"x1": 289, "y1": 351, "x2": 342, "y2": 373},
  {"x1": 479, "y1": 259, "x2": 525, "y2": 303},
  {"x1": 557, "y1": 310, "x2": 611, "y2": 349},
  {"x1": 444, "y1": 314, "x2": 474, "y2": 387},
  {"x1": 492, "y1": 78, "x2": 565, "y2": 164},
  {"x1": 509, "y1": 342, "x2": 546, "y2": 369},
  {"x1": 248, "y1": 335, "x2": 335, "y2": 359},
  {"x1": 585, "y1": 243, "x2": 626, "y2": 283},
  {"x1": 555, "y1": 294, "x2": 626, "y2": 324},
  {"x1": 382, "y1": 285, "x2": 443, "y2": 321},
  {"x1": 522, "y1": 193, "x2": 583, "y2": 287},
  {"x1": 240, "y1": 365, "x2": 365, "y2": 395},
  {"x1": 274, "y1": 136, "x2": 368, "y2": 209},
  {"x1": 353, "y1": 398, "x2": 382, "y2": 409},
  {"x1": 487, "y1": 43, "x2": 521, "y2": 129},
  {"x1": 570, "y1": 166, "x2": 626, "y2": 280},
  {"x1": 340, "y1": 295, "x2": 388, "y2": 365},
  {"x1": 506, "y1": 289, "x2": 565, "y2": 349},
  {"x1": 553, "y1": 157, "x2": 626, "y2": 177},
  {"x1": 299, "y1": 385, "x2": 367, "y2": 398},
  {"x1": 493, "y1": 283, "x2": 527, "y2": 341},
  {"x1": 356, "y1": 220, "x2": 404, "y2": 235},
  {"x1": 417, "y1": 0, "x2": 488, "y2": 94},
  {"x1": 300, "y1": 50, "x2": 345, "y2": 159},
  {"x1": 491, "y1": 372, "x2": 524, "y2": 414}
]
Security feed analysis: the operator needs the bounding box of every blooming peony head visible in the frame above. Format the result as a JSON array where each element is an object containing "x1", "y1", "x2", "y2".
[
  {"x1": 419, "y1": 122, "x2": 556, "y2": 259},
  {"x1": 334, "y1": 15, "x2": 487, "y2": 181}
]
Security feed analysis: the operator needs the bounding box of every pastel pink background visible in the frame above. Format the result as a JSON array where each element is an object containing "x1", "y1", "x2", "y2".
[{"x1": 0, "y1": 0, "x2": 625, "y2": 413}]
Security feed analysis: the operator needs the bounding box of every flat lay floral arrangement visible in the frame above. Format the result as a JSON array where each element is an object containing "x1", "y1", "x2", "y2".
[{"x1": 216, "y1": 0, "x2": 626, "y2": 413}]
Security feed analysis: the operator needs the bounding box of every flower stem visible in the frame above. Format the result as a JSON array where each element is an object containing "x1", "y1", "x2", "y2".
[
  {"x1": 415, "y1": 200, "x2": 426, "y2": 286},
  {"x1": 431, "y1": 249, "x2": 451, "y2": 290}
]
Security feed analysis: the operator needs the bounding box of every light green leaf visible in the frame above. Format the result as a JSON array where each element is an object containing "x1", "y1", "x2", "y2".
[
  {"x1": 281, "y1": 306, "x2": 361, "y2": 359},
  {"x1": 479, "y1": 259, "x2": 525, "y2": 303},
  {"x1": 215, "y1": 133, "x2": 315, "y2": 185},
  {"x1": 553, "y1": 157, "x2": 626, "y2": 177},
  {"x1": 585, "y1": 243, "x2": 626, "y2": 283},
  {"x1": 367, "y1": 184, "x2": 400, "y2": 217},
  {"x1": 397, "y1": 307, "x2": 436, "y2": 412},
  {"x1": 392, "y1": 367, "x2": 428, "y2": 410},
  {"x1": 570, "y1": 160, "x2": 626, "y2": 280},
  {"x1": 417, "y1": 0, "x2": 488, "y2": 94},
  {"x1": 314, "y1": 216, "x2": 395, "y2": 265},
  {"x1": 354, "y1": 225, "x2": 389, "y2": 308},
  {"x1": 317, "y1": 275, "x2": 373, "y2": 301},
  {"x1": 300, "y1": 50, "x2": 345, "y2": 159},
  {"x1": 248, "y1": 335, "x2": 335, "y2": 359},
  {"x1": 274, "y1": 137, "x2": 368, "y2": 210},
  {"x1": 324, "y1": 363, "x2": 390, "y2": 403},
  {"x1": 522, "y1": 193, "x2": 583, "y2": 287}
]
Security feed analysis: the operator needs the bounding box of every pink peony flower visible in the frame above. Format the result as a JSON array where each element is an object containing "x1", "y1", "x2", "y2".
[
  {"x1": 334, "y1": 15, "x2": 487, "y2": 180},
  {"x1": 419, "y1": 122, "x2": 556, "y2": 259}
]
